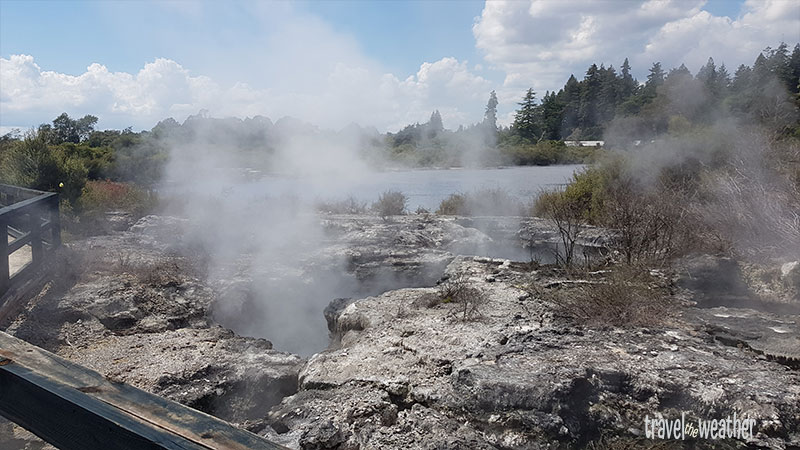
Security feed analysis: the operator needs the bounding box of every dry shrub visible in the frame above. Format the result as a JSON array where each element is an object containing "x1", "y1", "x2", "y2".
[
  {"x1": 372, "y1": 190, "x2": 407, "y2": 219},
  {"x1": 129, "y1": 261, "x2": 183, "y2": 287},
  {"x1": 696, "y1": 160, "x2": 800, "y2": 262},
  {"x1": 545, "y1": 266, "x2": 674, "y2": 327},
  {"x1": 437, "y1": 188, "x2": 523, "y2": 216},
  {"x1": 415, "y1": 273, "x2": 488, "y2": 321},
  {"x1": 437, "y1": 193, "x2": 467, "y2": 215},
  {"x1": 79, "y1": 180, "x2": 156, "y2": 216},
  {"x1": 603, "y1": 179, "x2": 694, "y2": 266},
  {"x1": 535, "y1": 189, "x2": 585, "y2": 267},
  {"x1": 316, "y1": 196, "x2": 367, "y2": 215}
]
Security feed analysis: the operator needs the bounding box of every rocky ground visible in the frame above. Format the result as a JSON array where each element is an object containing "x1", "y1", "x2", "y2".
[{"x1": 1, "y1": 213, "x2": 798, "y2": 449}]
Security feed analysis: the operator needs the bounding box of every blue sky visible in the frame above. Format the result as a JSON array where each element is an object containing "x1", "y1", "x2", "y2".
[
  {"x1": 1, "y1": 0, "x2": 797, "y2": 132},
  {"x1": 0, "y1": 1, "x2": 488, "y2": 83}
]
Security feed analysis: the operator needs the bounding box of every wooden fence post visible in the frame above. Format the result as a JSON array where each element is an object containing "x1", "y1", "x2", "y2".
[
  {"x1": 29, "y1": 211, "x2": 43, "y2": 266},
  {"x1": 49, "y1": 194, "x2": 61, "y2": 249}
]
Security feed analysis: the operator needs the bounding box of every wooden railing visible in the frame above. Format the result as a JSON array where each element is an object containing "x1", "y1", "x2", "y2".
[
  {"x1": 0, "y1": 184, "x2": 61, "y2": 298},
  {"x1": 0, "y1": 331, "x2": 286, "y2": 449}
]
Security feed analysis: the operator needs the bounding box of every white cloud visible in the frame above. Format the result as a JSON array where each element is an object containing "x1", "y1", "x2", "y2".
[
  {"x1": 1, "y1": 3, "x2": 493, "y2": 133},
  {"x1": 473, "y1": 0, "x2": 799, "y2": 120},
  {"x1": 0, "y1": 52, "x2": 493, "y2": 133}
]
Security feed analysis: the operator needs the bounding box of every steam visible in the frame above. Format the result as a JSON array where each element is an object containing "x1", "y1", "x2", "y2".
[
  {"x1": 160, "y1": 120, "x2": 383, "y2": 354},
  {"x1": 602, "y1": 72, "x2": 800, "y2": 262}
]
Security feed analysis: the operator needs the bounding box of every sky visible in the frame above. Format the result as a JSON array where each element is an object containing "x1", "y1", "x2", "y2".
[{"x1": 1, "y1": 0, "x2": 798, "y2": 133}]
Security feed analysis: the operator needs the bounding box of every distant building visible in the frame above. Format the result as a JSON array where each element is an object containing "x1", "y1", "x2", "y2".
[{"x1": 564, "y1": 140, "x2": 604, "y2": 147}]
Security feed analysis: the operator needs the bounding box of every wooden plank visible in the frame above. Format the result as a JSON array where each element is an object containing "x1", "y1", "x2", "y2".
[
  {"x1": 48, "y1": 194, "x2": 61, "y2": 248},
  {"x1": 29, "y1": 213, "x2": 43, "y2": 264},
  {"x1": 0, "y1": 366, "x2": 208, "y2": 450},
  {"x1": 0, "y1": 184, "x2": 45, "y2": 203},
  {"x1": 0, "y1": 219, "x2": 7, "y2": 294},
  {"x1": 0, "y1": 192, "x2": 56, "y2": 221},
  {"x1": 0, "y1": 332, "x2": 287, "y2": 450},
  {"x1": 7, "y1": 231, "x2": 31, "y2": 254}
]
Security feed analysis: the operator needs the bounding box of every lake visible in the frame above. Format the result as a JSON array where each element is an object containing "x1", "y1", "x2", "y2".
[{"x1": 240, "y1": 164, "x2": 585, "y2": 210}]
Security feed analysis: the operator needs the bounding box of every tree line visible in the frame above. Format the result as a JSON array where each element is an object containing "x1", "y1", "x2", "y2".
[
  {"x1": 504, "y1": 42, "x2": 800, "y2": 142},
  {"x1": 2, "y1": 42, "x2": 798, "y2": 202}
]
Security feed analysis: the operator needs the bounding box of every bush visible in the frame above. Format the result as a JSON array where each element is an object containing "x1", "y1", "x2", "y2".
[
  {"x1": 437, "y1": 193, "x2": 467, "y2": 215},
  {"x1": 534, "y1": 189, "x2": 585, "y2": 267},
  {"x1": 372, "y1": 190, "x2": 407, "y2": 219},
  {"x1": 437, "y1": 188, "x2": 523, "y2": 216},
  {"x1": 433, "y1": 272, "x2": 487, "y2": 321},
  {"x1": 0, "y1": 132, "x2": 88, "y2": 206},
  {"x1": 73, "y1": 180, "x2": 157, "y2": 235},
  {"x1": 533, "y1": 157, "x2": 693, "y2": 266},
  {"x1": 543, "y1": 266, "x2": 673, "y2": 327},
  {"x1": 79, "y1": 180, "x2": 156, "y2": 216},
  {"x1": 316, "y1": 196, "x2": 367, "y2": 215}
]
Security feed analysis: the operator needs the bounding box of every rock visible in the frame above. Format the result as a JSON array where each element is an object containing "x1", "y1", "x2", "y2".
[
  {"x1": 3, "y1": 219, "x2": 304, "y2": 428},
  {"x1": 104, "y1": 210, "x2": 135, "y2": 231},
  {"x1": 269, "y1": 257, "x2": 800, "y2": 449},
  {"x1": 782, "y1": 261, "x2": 800, "y2": 290}
]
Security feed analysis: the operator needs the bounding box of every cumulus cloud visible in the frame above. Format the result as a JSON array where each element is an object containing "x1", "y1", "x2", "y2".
[
  {"x1": 474, "y1": 0, "x2": 799, "y2": 116},
  {"x1": 0, "y1": 52, "x2": 492, "y2": 132},
  {"x1": 0, "y1": 2, "x2": 492, "y2": 133}
]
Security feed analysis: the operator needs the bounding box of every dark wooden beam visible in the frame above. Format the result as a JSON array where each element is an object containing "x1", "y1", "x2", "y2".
[{"x1": 0, "y1": 332, "x2": 287, "y2": 450}]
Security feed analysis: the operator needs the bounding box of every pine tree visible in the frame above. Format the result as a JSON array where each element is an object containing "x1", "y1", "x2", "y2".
[
  {"x1": 696, "y1": 57, "x2": 717, "y2": 85},
  {"x1": 598, "y1": 65, "x2": 620, "y2": 124},
  {"x1": 483, "y1": 90, "x2": 499, "y2": 130},
  {"x1": 539, "y1": 91, "x2": 564, "y2": 140},
  {"x1": 579, "y1": 64, "x2": 601, "y2": 132},
  {"x1": 644, "y1": 62, "x2": 665, "y2": 97},
  {"x1": 512, "y1": 88, "x2": 540, "y2": 142},
  {"x1": 620, "y1": 58, "x2": 637, "y2": 99},
  {"x1": 428, "y1": 110, "x2": 443, "y2": 133},
  {"x1": 731, "y1": 64, "x2": 752, "y2": 93},
  {"x1": 715, "y1": 64, "x2": 731, "y2": 97},
  {"x1": 559, "y1": 75, "x2": 582, "y2": 137}
]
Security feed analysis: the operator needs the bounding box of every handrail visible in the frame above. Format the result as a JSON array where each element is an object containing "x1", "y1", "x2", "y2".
[
  {"x1": 0, "y1": 331, "x2": 287, "y2": 449},
  {"x1": 0, "y1": 185, "x2": 61, "y2": 298}
]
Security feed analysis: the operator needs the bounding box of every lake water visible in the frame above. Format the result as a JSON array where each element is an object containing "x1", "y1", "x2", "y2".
[{"x1": 241, "y1": 164, "x2": 584, "y2": 210}]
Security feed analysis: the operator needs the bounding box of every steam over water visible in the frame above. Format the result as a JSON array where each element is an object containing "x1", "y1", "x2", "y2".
[
  {"x1": 166, "y1": 164, "x2": 584, "y2": 355},
  {"x1": 234, "y1": 164, "x2": 584, "y2": 211}
]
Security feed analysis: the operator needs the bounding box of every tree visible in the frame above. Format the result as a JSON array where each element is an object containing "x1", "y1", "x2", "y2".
[
  {"x1": 619, "y1": 58, "x2": 637, "y2": 98},
  {"x1": 730, "y1": 64, "x2": 752, "y2": 94},
  {"x1": 579, "y1": 64, "x2": 602, "y2": 134},
  {"x1": 696, "y1": 57, "x2": 717, "y2": 86},
  {"x1": 559, "y1": 75, "x2": 582, "y2": 137},
  {"x1": 539, "y1": 91, "x2": 564, "y2": 140},
  {"x1": 644, "y1": 62, "x2": 665, "y2": 97},
  {"x1": 483, "y1": 90, "x2": 498, "y2": 130},
  {"x1": 428, "y1": 110, "x2": 443, "y2": 135},
  {"x1": 789, "y1": 44, "x2": 800, "y2": 94},
  {"x1": 52, "y1": 113, "x2": 98, "y2": 144},
  {"x1": 598, "y1": 64, "x2": 620, "y2": 124},
  {"x1": 715, "y1": 64, "x2": 731, "y2": 98},
  {"x1": 512, "y1": 88, "x2": 540, "y2": 141}
]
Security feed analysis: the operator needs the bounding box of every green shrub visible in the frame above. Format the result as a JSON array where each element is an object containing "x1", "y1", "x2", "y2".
[{"x1": 0, "y1": 132, "x2": 88, "y2": 206}]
